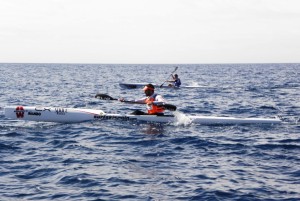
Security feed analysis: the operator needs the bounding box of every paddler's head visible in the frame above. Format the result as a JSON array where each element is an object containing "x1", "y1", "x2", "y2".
[{"x1": 143, "y1": 84, "x2": 155, "y2": 96}]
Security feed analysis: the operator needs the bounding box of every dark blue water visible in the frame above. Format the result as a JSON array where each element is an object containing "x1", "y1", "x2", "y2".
[{"x1": 0, "y1": 63, "x2": 299, "y2": 200}]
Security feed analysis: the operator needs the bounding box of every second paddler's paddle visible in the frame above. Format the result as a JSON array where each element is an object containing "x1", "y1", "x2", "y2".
[
  {"x1": 95, "y1": 94, "x2": 177, "y2": 111},
  {"x1": 159, "y1": 66, "x2": 178, "y2": 88}
]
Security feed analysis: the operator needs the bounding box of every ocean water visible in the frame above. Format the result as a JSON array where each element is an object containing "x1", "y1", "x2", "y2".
[{"x1": 0, "y1": 63, "x2": 299, "y2": 200}]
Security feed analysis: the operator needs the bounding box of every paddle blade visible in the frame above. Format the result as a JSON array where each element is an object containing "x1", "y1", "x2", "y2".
[
  {"x1": 173, "y1": 66, "x2": 178, "y2": 73},
  {"x1": 95, "y1": 94, "x2": 117, "y2": 100},
  {"x1": 163, "y1": 104, "x2": 177, "y2": 111}
]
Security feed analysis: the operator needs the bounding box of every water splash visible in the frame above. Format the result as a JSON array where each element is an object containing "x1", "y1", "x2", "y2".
[
  {"x1": 189, "y1": 81, "x2": 201, "y2": 87},
  {"x1": 173, "y1": 111, "x2": 192, "y2": 126}
]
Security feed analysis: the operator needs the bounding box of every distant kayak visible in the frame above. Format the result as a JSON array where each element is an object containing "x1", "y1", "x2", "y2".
[{"x1": 119, "y1": 82, "x2": 205, "y2": 89}]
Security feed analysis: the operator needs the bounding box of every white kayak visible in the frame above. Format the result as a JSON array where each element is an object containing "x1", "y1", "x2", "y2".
[
  {"x1": 119, "y1": 82, "x2": 204, "y2": 89},
  {"x1": 4, "y1": 106, "x2": 281, "y2": 125}
]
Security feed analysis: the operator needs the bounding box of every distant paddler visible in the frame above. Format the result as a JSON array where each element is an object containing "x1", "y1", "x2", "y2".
[{"x1": 166, "y1": 74, "x2": 181, "y2": 88}]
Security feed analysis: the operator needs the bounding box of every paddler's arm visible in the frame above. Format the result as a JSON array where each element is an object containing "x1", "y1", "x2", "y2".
[
  {"x1": 134, "y1": 98, "x2": 147, "y2": 103},
  {"x1": 166, "y1": 75, "x2": 176, "y2": 82}
]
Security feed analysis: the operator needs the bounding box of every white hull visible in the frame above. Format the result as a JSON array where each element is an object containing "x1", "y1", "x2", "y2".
[
  {"x1": 4, "y1": 106, "x2": 281, "y2": 125},
  {"x1": 119, "y1": 82, "x2": 204, "y2": 89}
]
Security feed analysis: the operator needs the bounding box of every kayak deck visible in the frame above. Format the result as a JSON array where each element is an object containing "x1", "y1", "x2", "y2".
[{"x1": 4, "y1": 106, "x2": 281, "y2": 125}]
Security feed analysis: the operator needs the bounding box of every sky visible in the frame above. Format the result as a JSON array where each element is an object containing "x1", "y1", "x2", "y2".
[{"x1": 0, "y1": 0, "x2": 300, "y2": 64}]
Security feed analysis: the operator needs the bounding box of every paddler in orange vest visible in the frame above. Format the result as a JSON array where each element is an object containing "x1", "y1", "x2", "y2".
[{"x1": 119, "y1": 84, "x2": 166, "y2": 115}]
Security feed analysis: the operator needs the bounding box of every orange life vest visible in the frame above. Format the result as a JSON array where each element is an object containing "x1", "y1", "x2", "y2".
[{"x1": 145, "y1": 95, "x2": 165, "y2": 114}]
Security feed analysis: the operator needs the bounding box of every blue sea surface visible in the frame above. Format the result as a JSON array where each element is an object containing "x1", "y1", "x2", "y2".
[{"x1": 0, "y1": 63, "x2": 299, "y2": 200}]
